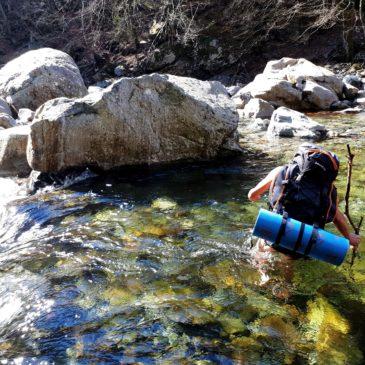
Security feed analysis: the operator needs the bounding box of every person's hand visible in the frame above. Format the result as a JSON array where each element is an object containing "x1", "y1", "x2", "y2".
[
  {"x1": 248, "y1": 189, "x2": 261, "y2": 202},
  {"x1": 349, "y1": 233, "x2": 361, "y2": 249}
]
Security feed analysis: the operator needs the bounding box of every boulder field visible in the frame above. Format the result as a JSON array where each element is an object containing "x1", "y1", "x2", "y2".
[{"x1": 0, "y1": 48, "x2": 364, "y2": 178}]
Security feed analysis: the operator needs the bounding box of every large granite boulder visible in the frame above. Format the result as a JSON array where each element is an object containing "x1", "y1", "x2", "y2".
[
  {"x1": 0, "y1": 125, "x2": 31, "y2": 177},
  {"x1": 267, "y1": 107, "x2": 328, "y2": 139},
  {"x1": 27, "y1": 74, "x2": 240, "y2": 173},
  {"x1": 0, "y1": 48, "x2": 87, "y2": 110}
]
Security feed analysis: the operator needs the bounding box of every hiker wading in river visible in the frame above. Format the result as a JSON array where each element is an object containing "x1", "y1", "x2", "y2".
[{"x1": 248, "y1": 143, "x2": 360, "y2": 260}]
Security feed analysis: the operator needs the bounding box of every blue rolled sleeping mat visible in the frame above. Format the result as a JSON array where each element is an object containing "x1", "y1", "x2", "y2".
[{"x1": 253, "y1": 209, "x2": 349, "y2": 266}]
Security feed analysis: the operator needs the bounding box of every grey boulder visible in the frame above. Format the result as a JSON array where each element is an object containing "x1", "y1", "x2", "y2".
[
  {"x1": 27, "y1": 74, "x2": 240, "y2": 173},
  {"x1": 0, "y1": 48, "x2": 87, "y2": 110},
  {"x1": 267, "y1": 107, "x2": 328, "y2": 139}
]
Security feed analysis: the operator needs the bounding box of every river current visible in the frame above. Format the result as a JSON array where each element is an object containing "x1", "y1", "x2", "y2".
[{"x1": 0, "y1": 114, "x2": 364, "y2": 364}]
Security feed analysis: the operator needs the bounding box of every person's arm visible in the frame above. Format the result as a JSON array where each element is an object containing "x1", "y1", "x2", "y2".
[
  {"x1": 333, "y1": 208, "x2": 360, "y2": 248},
  {"x1": 248, "y1": 166, "x2": 283, "y2": 202}
]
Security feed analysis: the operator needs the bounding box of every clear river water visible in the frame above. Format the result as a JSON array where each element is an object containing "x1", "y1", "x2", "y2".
[{"x1": 0, "y1": 113, "x2": 364, "y2": 364}]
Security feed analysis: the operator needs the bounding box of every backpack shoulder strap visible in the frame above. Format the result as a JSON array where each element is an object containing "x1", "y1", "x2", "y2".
[{"x1": 272, "y1": 165, "x2": 291, "y2": 212}]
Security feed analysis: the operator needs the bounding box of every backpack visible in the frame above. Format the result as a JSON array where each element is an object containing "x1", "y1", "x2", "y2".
[{"x1": 269, "y1": 145, "x2": 339, "y2": 228}]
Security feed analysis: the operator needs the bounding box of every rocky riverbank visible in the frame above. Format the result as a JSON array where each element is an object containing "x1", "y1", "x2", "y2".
[{"x1": 0, "y1": 48, "x2": 365, "y2": 187}]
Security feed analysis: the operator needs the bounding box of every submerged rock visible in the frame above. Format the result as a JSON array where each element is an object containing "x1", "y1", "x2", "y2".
[
  {"x1": 0, "y1": 125, "x2": 30, "y2": 177},
  {"x1": 0, "y1": 48, "x2": 87, "y2": 110},
  {"x1": 305, "y1": 296, "x2": 363, "y2": 364},
  {"x1": 267, "y1": 107, "x2": 328, "y2": 139},
  {"x1": 27, "y1": 74, "x2": 239, "y2": 173}
]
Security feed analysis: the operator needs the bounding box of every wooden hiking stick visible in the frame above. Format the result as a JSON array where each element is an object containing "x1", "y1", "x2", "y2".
[{"x1": 344, "y1": 144, "x2": 363, "y2": 266}]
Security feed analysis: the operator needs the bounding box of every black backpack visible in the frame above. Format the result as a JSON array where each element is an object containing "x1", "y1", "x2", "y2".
[{"x1": 269, "y1": 145, "x2": 339, "y2": 228}]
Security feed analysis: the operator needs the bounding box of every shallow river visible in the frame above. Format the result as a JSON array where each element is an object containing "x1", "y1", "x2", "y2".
[{"x1": 0, "y1": 113, "x2": 364, "y2": 364}]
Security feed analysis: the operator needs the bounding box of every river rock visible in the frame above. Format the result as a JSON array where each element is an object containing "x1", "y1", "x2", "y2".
[
  {"x1": 267, "y1": 107, "x2": 328, "y2": 139},
  {"x1": 247, "y1": 118, "x2": 270, "y2": 131},
  {"x1": 243, "y1": 98, "x2": 274, "y2": 119},
  {"x1": 232, "y1": 89, "x2": 252, "y2": 109},
  {"x1": 302, "y1": 80, "x2": 339, "y2": 110},
  {"x1": 0, "y1": 48, "x2": 87, "y2": 110},
  {"x1": 0, "y1": 97, "x2": 11, "y2": 116},
  {"x1": 355, "y1": 96, "x2": 365, "y2": 106},
  {"x1": 0, "y1": 114, "x2": 16, "y2": 129},
  {"x1": 240, "y1": 74, "x2": 302, "y2": 109},
  {"x1": 343, "y1": 83, "x2": 359, "y2": 100},
  {"x1": 0, "y1": 125, "x2": 31, "y2": 177},
  {"x1": 331, "y1": 100, "x2": 352, "y2": 110},
  {"x1": 88, "y1": 86, "x2": 103, "y2": 94},
  {"x1": 343, "y1": 74, "x2": 363, "y2": 89},
  {"x1": 27, "y1": 74, "x2": 240, "y2": 173},
  {"x1": 17, "y1": 108, "x2": 35, "y2": 124},
  {"x1": 226, "y1": 85, "x2": 241, "y2": 97},
  {"x1": 0, "y1": 97, "x2": 15, "y2": 128},
  {"x1": 264, "y1": 58, "x2": 343, "y2": 96}
]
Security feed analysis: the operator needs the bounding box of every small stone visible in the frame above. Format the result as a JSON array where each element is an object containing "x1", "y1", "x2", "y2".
[
  {"x1": 114, "y1": 65, "x2": 124, "y2": 77},
  {"x1": 17, "y1": 108, "x2": 35, "y2": 124},
  {"x1": 343, "y1": 82, "x2": 359, "y2": 100},
  {"x1": 243, "y1": 98, "x2": 274, "y2": 119},
  {"x1": 343, "y1": 74, "x2": 363, "y2": 89},
  {"x1": 0, "y1": 113, "x2": 16, "y2": 129}
]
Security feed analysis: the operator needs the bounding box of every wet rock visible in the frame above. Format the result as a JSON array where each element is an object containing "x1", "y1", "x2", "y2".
[
  {"x1": 343, "y1": 82, "x2": 359, "y2": 100},
  {"x1": 343, "y1": 74, "x2": 363, "y2": 89},
  {"x1": 0, "y1": 48, "x2": 87, "y2": 110},
  {"x1": 243, "y1": 98, "x2": 274, "y2": 119},
  {"x1": 0, "y1": 125, "x2": 30, "y2": 177},
  {"x1": 27, "y1": 74, "x2": 240, "y2": 173},
  {"x1": 330, "y1": 100, "x2": 352, "y2": 110},
  {"x1": 336, "y1": 106, "x2": 364, "y2": 114},
  {"x1": 267, "y1": 107, "x2": 328, "y2": 139},
  {"x1": 302, "y1": 80, "x2": 339, "y2": 110},
  {"x1": 17, "y1": 108, "x2": 35, "y2": 124},
  {"x1": 305, "y1": 296, "x2": 363, "y2": 365}
]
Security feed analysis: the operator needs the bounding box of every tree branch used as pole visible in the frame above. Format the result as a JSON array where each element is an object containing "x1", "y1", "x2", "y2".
[{"x1": 344, "y1": 144, "x2": 363, "y2": 267}]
